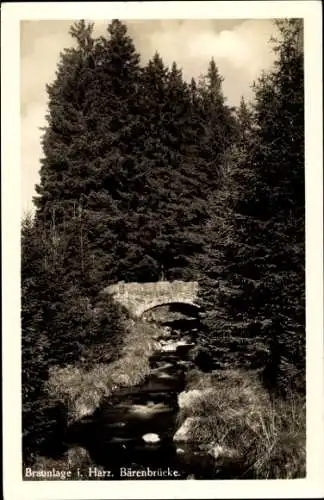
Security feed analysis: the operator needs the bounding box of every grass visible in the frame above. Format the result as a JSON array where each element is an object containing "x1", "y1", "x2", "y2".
[
  {"x1": 47, "y1": 318, "x2": 159, "y2": 423},
  {"x1": 40, "y1": 321, "x2": 306, "y2": 480},
  {"x1": 177, "y1": 368, "x2": 306, "y2": 479},
  {"x1": 24, "y1": 446, "x2": 107, "y2": 480}
]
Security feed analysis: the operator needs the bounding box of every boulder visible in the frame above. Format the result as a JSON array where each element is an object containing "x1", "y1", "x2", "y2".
[
  {"x1": 206, "y1": 444, "x2": 240, "y2": 461},
  {"x1": 173, "y1": 417, "x2": 200, "y2": 442},
  {"x1": 204, "y1": 443, "x2": 246, "y2": 475},
  {"x1": 154, "y1": 328, "x2": 172, "y2": 341},
  {"x1": 67, "y1": 446, "x2": 91, "y2": 467},
  {"x1": 176, "y1": 340, "x2": 194, "y2": 347},
  {"x1": 160, "y1": 342, "x2": 178, "y2": 352},
  {"x1": 177, "y1": 389, "x2": 214, "y2": 410},
  {"x1": 160, "y1": 340, "x2": 195, "y2": 353},
  {"x1": 142, "y1": 433, "x2": 160, "y2": 444},
  {"x1": 74, "y1": 401, "x2": 96, "y2": 420},
  {"x1": 176, "y1": 342, "x2": 195, "y2": 355}
]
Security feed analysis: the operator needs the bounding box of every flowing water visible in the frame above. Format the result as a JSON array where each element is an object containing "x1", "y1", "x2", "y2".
[{"x1": 64, "y1": 325, "x2": 220, "y2": 480}]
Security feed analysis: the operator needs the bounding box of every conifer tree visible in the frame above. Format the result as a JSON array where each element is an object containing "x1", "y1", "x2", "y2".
[
  {"x1": 86, "y1": 19, "x2": 142, "y2": 210},
  {"x1": 75, "y1": 19, "x2": 145, "y2": 284},
  {"x1": 253, "y1": 19, "x2": 305, "y2": 393},
  {"x1": 196, "y1": 59, "x2": 238, "y2": 190},
  {"x1": 116, "y1": 55, "x2": 226, "y2": 281},
  {"x1": 21, "y1": 211, "x2": 126, "y2": 463},
  {"x1": 34, "y1": 20, "x2": 96, "y2": 224},
  {"x1": 33, "y1": 20, "x2": 144, "y2": 285},
  {"x1": 199, "y1": 20, "x2": 305, "y2": 393},
  {"x1": 21, "y1": 215, "x2": 68, "y2": 463}
]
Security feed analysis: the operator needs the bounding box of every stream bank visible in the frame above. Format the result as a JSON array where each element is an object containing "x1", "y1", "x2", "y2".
[
  {"x1": 61, "y1": 325, "x2": 244, "y2": 480},
  {"x1": 24, "y1": 312, "x2": 306, "y2": 481}
]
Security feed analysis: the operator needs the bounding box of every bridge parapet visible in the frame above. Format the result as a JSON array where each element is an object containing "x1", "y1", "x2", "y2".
[{"x1": 104, "y1": 280, "x2": 199, "y2": 318}]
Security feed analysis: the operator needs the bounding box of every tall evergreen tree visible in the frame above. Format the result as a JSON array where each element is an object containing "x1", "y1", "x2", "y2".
[
  {"x1": 199, "y1": 20, "x2": 305, "y2": 393},
  {"x1": 73, "y1": 19, "x2": 145, "y2": 284},
  {"x1": 33, "y1": 20, "x2": 236, "y2": 284},
  {"x1": 195, "y1": 58, "x2": 238, "y2": 191},
  {"x1": 21, "y1": 215, "x2": 68, "y2": 464},
  {"x1": 21, "y1": 212, "x2": 127, "y2": 463},
  {"x1": 86, "y1": 19, "x2": 142, "y2": 209},
  {"x1": 253, "y1": 19, "x2": 305, "y2": 393},
  {"x1": 33, "y1": 20, "x2": 145, "y2": 286},
  {"x1": 115, "y1": 55, "x2": 232, "y2": 281},
  {"x1": 34, "y1": 20, "x2": 96, "y2": 224}
]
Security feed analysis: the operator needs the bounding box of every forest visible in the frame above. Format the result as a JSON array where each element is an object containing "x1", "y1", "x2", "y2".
[{"x1": 22, "y1": 19, "x2": 305, "y2": 479}]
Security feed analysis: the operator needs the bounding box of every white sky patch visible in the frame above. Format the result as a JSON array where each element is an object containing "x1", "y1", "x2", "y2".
[{"x1": 21, "y1": 102, "x2": 46, "y2": 216}]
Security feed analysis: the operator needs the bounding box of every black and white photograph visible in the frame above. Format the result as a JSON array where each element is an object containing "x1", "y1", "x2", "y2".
[{"x1": 2, "y1": 1, "x2": 323, "y2": 499}]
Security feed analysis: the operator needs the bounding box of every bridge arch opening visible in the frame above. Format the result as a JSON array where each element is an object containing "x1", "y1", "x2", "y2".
[{"x1": 140, "y1": 301, "x2": 200, "y2": 322}]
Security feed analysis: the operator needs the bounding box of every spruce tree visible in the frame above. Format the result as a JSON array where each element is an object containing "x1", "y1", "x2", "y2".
[
  {"x1": 21, "y1": 215, "x2": 68, "y2": 464},
  {"x1": 117, "y1": 56, "x2": 221, "y2": 281},
  {"x1": 199, "y1": 20, "x2": 305, "y2": 393},
  {"x1": 76, "y1": 19, "x2": 145, "y2": 284},
  {"x1": 253, "y1": 19, "x2": 305, "y2": 393},
  {"x1": 86, "y1": 19, "x2": 142, "y2": 210},
  {"x1": 34, "y1": 20, "x2": 96, "y2": 225},
  {"x1": 196, "y1": 96, "x2": 261, "y2": 368},
  {"x1": 33, "y1": 19, "x2": 145, "y2": 285},
  {"x1": 195, "y1": 59, "x2": 238, "y2": 191}
]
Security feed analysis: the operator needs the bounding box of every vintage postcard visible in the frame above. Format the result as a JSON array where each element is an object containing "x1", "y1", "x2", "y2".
[{"x1": 2, "y1": 1, "x2": 323, "y2": 499}]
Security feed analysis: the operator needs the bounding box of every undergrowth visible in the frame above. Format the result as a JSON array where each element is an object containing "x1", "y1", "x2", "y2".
[
  {"x1": 177, "y1": 368, "x2": 306, "y2": 479},
  {"x1": 47, "y1": 318, "x2": 159, "y2": 423}
]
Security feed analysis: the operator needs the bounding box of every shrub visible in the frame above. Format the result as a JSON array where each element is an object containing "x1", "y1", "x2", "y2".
[
  {"x1": 47, "y1": 319, "x2": 159, "y2": 422},
  {"x1": 189, "y1": 346, "x2": 214, "y2": 372},
  {"x1": 177, "y1": 368, "x2": 306, "y2": 478}
]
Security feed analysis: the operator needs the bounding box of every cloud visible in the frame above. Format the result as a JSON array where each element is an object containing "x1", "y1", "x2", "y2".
[
  {"x1": 126, "y1": 19, "x2": 276, "y2": 101},
  {"x1": 20, "y1": 19, "x2": 277, "y2": 215}
]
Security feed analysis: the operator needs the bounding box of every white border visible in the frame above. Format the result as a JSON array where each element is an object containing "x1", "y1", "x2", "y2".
[{"x1": 2, "y1": 2, "x2": 323, "y2": 499}]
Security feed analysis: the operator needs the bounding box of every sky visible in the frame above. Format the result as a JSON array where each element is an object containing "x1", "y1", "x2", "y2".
[{"x1": 20, "y1": 19, "x2": 277, "y2": 215}]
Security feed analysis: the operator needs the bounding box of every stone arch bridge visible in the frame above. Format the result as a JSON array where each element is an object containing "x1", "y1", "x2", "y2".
[{"x1": 104, "y1": 280, "x2": 199, "y2": 318}]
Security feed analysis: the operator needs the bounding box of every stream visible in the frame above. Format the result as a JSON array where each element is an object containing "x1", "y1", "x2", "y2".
[{"x1": 64, "y1": 324, "x2": 220, "y2": 480}]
